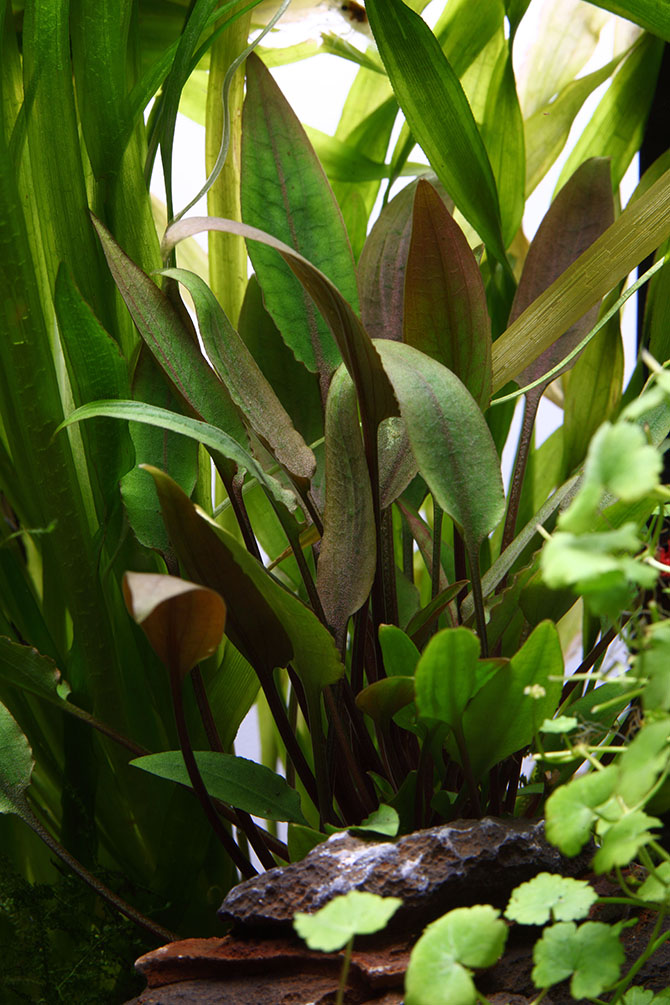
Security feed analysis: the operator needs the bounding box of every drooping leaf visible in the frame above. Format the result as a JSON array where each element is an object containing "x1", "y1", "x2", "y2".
[
  {"x1": 356, "y1": 676, "x2": 416, "y2": 729},
  {"x1": 505, "y1": 873, "x2": 598, "y2": 925},
  {"x1": 131, "y1": 749, "x2": 307, "y2": 823},
  {"x1": 491, "y1": 166, "x2": 670, "y2": 391},
  {"x1": 123, "y1": 572, "x2": 227, "y2": 680},
  {"x1": 403, "y1": 179, "x2": 491, "y2": 408},
  {"x1": 160, "y1": 267, "x2": 316, "y2": 482},
  {"x1": 294, "y1": 891, "x2": 402, "y2": 952},
  {"x1": 163, "y1": 217, "x2": 399, "y2": 439},
  {"x1": 460, "y1": 621, "x2": 563, "y2": 778},
  {"x1": 91, "y1": 215, "x2": 247, "y2": 444},
  {"x1": 0, "y1": 701, "x2": 33, "y2": 819},
  {"x1": 365, "y1": 0, "x2": 507, "y2": 266},
  {"x1": 405, "y1": 905, "x2": 507, "y2": 1005},
  {"x1": 375, "y1": 340, "x2": 505, "y2": 553},
  {"x1": 241, "y1": 51, "x2": 358, "y2": 379},
  {"x1": 316, "y1": 366, "x2": 376, "y2": 639},
  {"x1": 146, "y1": 466, "x2": 344, "y2": 702}
]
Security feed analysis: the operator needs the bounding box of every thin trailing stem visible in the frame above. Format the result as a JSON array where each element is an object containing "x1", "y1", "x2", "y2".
[
  {"x1": 500, "y1": 390, "x2": 541, "y2": 556},
  {"x1": 22, "y1": 801, "x2": 178, "y2": 943}
]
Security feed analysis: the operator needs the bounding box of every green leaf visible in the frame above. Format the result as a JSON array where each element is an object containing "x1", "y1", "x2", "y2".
[
  {"x1": 594, "y1": 810, "x2": 662, "y2": 872},
  {"x1": 241, "y1": 51, "x2": 358, "y2": 378},
  {"x1": 379, "y1": 624, "x2": 421, "y2": 678},
  {"x1": 356, "y1": 676, "x2": 416, "y2": 729},
  {"x1": 491, "y1": 166, "x2": 670, "y2": 392},
  {"x1": 405, "y1": 905, "x2": 507, "y2": 1005},
  {"x1": 480, "y1": 43, "x2": 525, "y2": 245},
  {"x1": 0, "y1": 637, "x2": 70, "y2": 709},
  {"x1": 403, "y1": 180, "x2": 491, "y2": 409},
  {"x1": 365, "y1": 0, "x2": 507, "y2": 267},
  {"x1": 562, "y1": 292, "x2": 624, "y2": 473},
  {"x1": 556, "y1": 34, "x2": 664, "y2": 193},
  {"x1": 461, "y1": 621, "x2": 563, "y2": 778},
  {"x1": 532, "y1": 920, "x2": 624, "y2": 998},
  {"x1": 122, "y1": 572, "x2": 227, "y2": 680},
  {"x1": 58, "y1": 400, "x2": 297, "y2": 512},
  {"x1": 375, "y1": 340, "x2": 505, "y2": 554},
  {"x1": 414, "y1": 628, "x2": 501, "y2": 730},
  {"x1": 505, "y1": 873, "x2": 598, "y2": 925},
  {"x1": 348, "y1": 804, "x2": 400, "y2": 838},
  {"x1": 160, "y1": 267, "x2": 316, "y2": 482},
  {"x1": 637, "y1": 861, "x2": 670, "y2": 904},
  {"x1": 316, "y1": 366, "x2": 376, "y2": 639},
  {"x1": 131, "y1": 749, "x2": 307, "y2": 823},
  {"x1": 540, "y1": 716, "x2": 579, "y2": 734},
  {"x1": 0, "y1": 701, "x2": 33, "y2": 818},
  {"x1": 544, "y1": 766, "x2": 618, "y2": 855},
  {"x1": 293, "y1": 891, "x2": 402, "y2": 952},
  {"x1": 583, "y1": 1, "x2": 670, "y2": 39}
]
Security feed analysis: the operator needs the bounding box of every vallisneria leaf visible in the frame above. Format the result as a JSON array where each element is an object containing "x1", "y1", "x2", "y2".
[
  {"x1": 491, "y1": 166, "x2": 670, "y2": 391},
  {"x1": 160, "y1": 267, "x2": 316, "y2": 482},
  {"x1": 580, "y1": 0, "x2": 670, "y2": 44},
  {"x1": 403, "y1": 180, "x2": 491, "y2": 409},
  {"x1": 131, "y1": 750, "x2": 307, "y2": 823},
  {"x1": 123, "y1": 572, "x2": 227, "y2": 680},
  {"x1": 365, "y1": 0, "x2": 507, "y2": 267},
  {"x1": 241, "y1": 51, "x2": 358, "y2": 379},
  {"x1": 57, "y1": 400, "x2": 297, "y2": 511},
  {"x1": 316, "y1": 366, "x2": 376, "y2": 640},
  {"x1": 294, "y1": 891, "x2": 402, "y2": 952},
  {"x1": 505, "y1": 873, "x2": 598, "y2": 925},
  {"x1": 405, "y1": 905, "x2": 507, "y2": 1005}
]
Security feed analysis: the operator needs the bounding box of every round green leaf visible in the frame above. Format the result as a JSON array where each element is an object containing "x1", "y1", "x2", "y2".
[
  {"x1": 532, "y1": 920, "x2": 624, "y2": 999},
  {"x1": 293, "y1": 891, "x2": 402, "y2": 952},
  {"x1": 505, "y1": 873, "x2": 597, "y2": 925},
  {"x1": 405, "y1": 905, "x2": 507, "y2": 1005}
]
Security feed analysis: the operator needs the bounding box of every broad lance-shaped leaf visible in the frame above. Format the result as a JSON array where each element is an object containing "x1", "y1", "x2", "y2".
[
  {"x1": 123, "y1": 572, "x2": 227, "y2": 681},
  {"x1": 365, "y1": 0, "x2": 507, "y2": 267},
  {"x1": 162, "y1": 217, "x2": 399, "y2": 439},
  {"x1": 403, "y1": 179, "x2": 492, "y2": 409},
  {"x1": 91, "y1": 215, "x2": 247, "y2": 446},
  {"x1": 131, "y1": 750, "x2": 307, "y2": 824},
  {"x1": 316, "y1": 366, "x2": 376, "y2": 642},
  {"x1": 241, "y1": 51, "x2": 358, "y2": 380},
  {"x1": 374, "y1": 340, "x2": 504, "y2": 552},
  {"x1": 145, "y1": 465, "x2": 344, "y2": 702},
  {"x1": 57, "y1": 401, "x2": 297, "y2": 511},
  {"x1": 358, "y1": 182, "x2": 416, "y2": 343},
  {"x1": 160, "y1": 267, "x2": 316, "y2": 482},
  {"x1": 492, "y1": 163, "x2": 670, "y2": 391},
  {"x1": 414, "y1": 627, "x2": 502, "y2": 731}
]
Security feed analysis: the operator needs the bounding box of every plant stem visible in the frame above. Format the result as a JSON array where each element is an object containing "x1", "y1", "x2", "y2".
[
  {"x1": 467, "y1": 541, "x2": 489, "y2": 658},
  {"x1": 431, "y1": 498, "x2": 443, "y2": 602},
  {"x1": 260, "y1": 670, "x2": 321, "y2": 812},
  {"x1": 169, "y1": 661, "x2": 257, "y2": 878},
  {"x1": 336, "y1": 936, "x2": 354, "y2": 1005},
  {"x1": 324, "y1": 684, "x2": 376, "y2": 818}
]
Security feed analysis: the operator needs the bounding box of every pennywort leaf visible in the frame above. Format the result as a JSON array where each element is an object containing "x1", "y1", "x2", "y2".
[
  {"x1": 532, "y1": 920, "x2": 624, "y2": 998},
  {"x1": 293, "y1": 891, "x2": 402, "y2": 952},
  {"x1": 505, "y1": 873, "x2": 598, "y2": 925}
]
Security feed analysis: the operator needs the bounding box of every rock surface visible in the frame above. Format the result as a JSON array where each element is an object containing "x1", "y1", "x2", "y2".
[{"x1": 219, "y1": 816, "x2": 586, "y2": 932}]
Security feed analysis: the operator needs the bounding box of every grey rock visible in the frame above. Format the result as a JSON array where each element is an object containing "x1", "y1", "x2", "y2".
[{"x1": 219, "y1": 816, "x2": 587, "y2": 933}]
